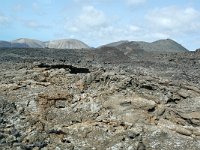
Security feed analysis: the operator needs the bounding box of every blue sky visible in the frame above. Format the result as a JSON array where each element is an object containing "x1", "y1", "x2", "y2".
[{"x1": 0, "y1": 0, "x2": 200, "y2": 50}]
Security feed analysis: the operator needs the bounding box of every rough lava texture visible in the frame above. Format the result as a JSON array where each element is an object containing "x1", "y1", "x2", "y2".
[{"x1": 0, "y1": 47, "x2": 200, "y2": 150}]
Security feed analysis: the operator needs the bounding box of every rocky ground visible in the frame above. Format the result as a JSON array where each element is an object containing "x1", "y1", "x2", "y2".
[{"x1": 0, "y1": 48, "x2": 200, "y2": 149}]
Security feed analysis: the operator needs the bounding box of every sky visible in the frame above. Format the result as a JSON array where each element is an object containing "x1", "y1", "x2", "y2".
[{"x1": 0, "y1": 0, "x2": 200, "y2": 50}]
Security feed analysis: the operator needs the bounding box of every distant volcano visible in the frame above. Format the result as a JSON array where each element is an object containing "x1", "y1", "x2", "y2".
[
  {"x1": 45, "y1": 39, "x2": 90, "y2": 49},
  {"x1": 12, "y1": 38, "x2": 45, "y2": 48},
  {"x1": 101, "y1": 39, "x2": 188, "y2": 53},
  {"x1": 0, "y1": 38, "x2": 90, "y2": 49}
]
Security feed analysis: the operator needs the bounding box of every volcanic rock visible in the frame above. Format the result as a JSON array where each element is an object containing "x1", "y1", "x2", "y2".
[{"x1": 0, "y1": 44, "x2": 200, "y2": 149}]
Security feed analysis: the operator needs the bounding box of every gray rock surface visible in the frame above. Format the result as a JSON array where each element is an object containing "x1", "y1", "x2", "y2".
[{"x1": 0, "y1": 47, "x2": 200, "y2": 149}]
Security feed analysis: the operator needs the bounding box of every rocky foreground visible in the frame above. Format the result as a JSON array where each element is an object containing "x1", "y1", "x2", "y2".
[{"x1": 0, "y1": 48, "x2": 200, "y2": 149}]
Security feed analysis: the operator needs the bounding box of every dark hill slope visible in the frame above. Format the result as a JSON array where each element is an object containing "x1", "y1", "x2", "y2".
[{"x1": 102, "y1": 39, "x2": 188, "y2": 53}]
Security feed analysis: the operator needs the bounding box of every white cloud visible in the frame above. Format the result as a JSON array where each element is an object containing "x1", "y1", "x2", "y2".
[
  {"x1": 73, "y1": 0, "x2": 113, "y2": 4},
  {"x1": 13, "y1": 4, "x2": 24, "y2": 12},
  {"x1": 0, "y1": 13, "x2": 9, "y2": 25},
  {"x1": 126, "y1": 0, "x2": 146, "y2": 5},
  {"x1": 128, "y1": 25, "x2": 141, "y2": 32},
  {"x1": 65, "y1": 5, "x2": 107, "y2": 32},
  {"x1": 36, "y1": 0, "x2": 53, "y2": 5},
  {"x1": 146, "y1": 6, "x2": 200, "y2": 34},
  {"x1": 23, "y1": 20, "x2": 49, "y2": 30},
  {"x1": 31, "y1": 2, "x2": 47, "y2": 15},
  {"x1": 62, "y1": 4, "x2": 200, "y2": 48},
  {"x1": 63, "y1": 5, "x2": 149, "y2": 45},
  {"x1": 78, "y1": 6, "x2": 107, "y2": 27},
  {"x1": 32, "y1": 2, "x2": 40, "y2": 11}
]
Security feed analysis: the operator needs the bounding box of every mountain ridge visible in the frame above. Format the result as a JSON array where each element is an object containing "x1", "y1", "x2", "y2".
[
  {"x1": 101, "y1": 39, "x2": 189, "y2": 52},
  {"x1": 0, "y1": 38, "x2": 90, "y2": 49},
  {"x1": 46, "y1": 39, "x2": 90, "y2": 49},
  {"x1": 0, "y1": 38, "x2": 189, "y2": 52},
  {"x1": 12, "y1": 38, "x2": 45, "y2": 48}
]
